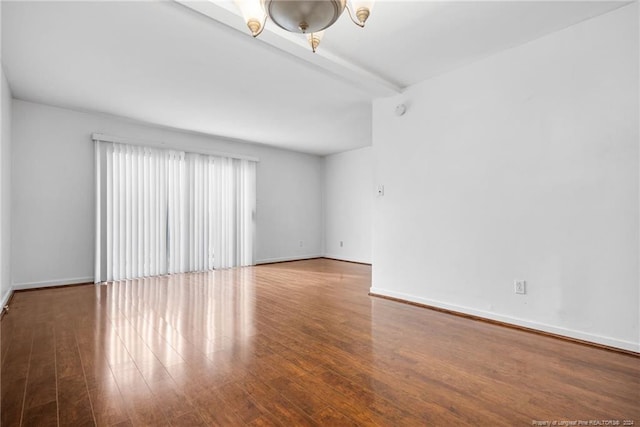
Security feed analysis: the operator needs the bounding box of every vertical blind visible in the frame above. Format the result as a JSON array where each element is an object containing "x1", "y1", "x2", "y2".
[{"x1": 94, "y1": 139, "x2": 256, "y2": 283}]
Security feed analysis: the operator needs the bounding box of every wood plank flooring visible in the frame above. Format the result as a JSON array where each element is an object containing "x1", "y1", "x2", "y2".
[{"x1": 1, "y1": 259, "x2": 638, "y2": 426}]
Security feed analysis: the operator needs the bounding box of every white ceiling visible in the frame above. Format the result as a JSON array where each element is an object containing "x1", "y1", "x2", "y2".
[{"x1": 1, "y1": 0, "x2": 629, "y2": 155}]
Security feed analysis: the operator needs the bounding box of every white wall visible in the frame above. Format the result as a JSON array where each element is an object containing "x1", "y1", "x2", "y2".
[
  {"x1": 11, "y1": 100, "x2": 323, "y2": 287},
  {"x1": 323, "y1": 147, "x2": 373, "y2": 264},
  {"x1": 371, "y1": 4, "x2": 639, "y2": 351},
  {"x1": 0, "y1": 67, "x2": 12, "y2": 305}
]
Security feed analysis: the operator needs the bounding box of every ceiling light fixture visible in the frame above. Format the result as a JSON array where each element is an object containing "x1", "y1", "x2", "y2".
[{"x1": 234, "y1": 0, "x2": 374, "y2": 52}]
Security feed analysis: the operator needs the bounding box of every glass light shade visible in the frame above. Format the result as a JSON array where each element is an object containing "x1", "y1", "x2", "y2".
[
  {"x1": 263, "y1": 0, "x2": 346, "y2": 33},
  {"x1": 306, "y1": 30, "x2": 325, "y2": 53},
  {"x1": 347, "y1": 0, "x2": 374, "y2": 25},
  {"x1": 234, "y1": 0, "x2": 267, "y2": 36}
]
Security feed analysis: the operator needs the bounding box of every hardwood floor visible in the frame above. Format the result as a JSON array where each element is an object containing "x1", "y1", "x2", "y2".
[{"x1": 1, "y1": 259, "x2": 638, "y2": 426}]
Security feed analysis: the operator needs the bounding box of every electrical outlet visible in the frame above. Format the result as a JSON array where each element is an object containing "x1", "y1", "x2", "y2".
[
  {"x1": 514, "y1": 280, "x2": 526, "y2": 295},
  {"x1": 299, "y1": 240, "x2": 303, "y2": 247},
  {"x1": 340, "y1": 241, "x2": 343, "y2": 247}
]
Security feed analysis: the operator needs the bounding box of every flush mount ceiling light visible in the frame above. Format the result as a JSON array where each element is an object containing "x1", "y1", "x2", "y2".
[{"x1": 234, "y1": 0, "x2": 374, "y2": 52}]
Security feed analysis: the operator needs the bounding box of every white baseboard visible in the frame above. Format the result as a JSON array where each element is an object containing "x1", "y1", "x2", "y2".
[
  {"x1": 255, "y1": 254, "x2": 323, "y2": 265},
  {"x1": 323, "y1": 253, "x2": 371, "y2": 265},
  {"x1": 12, "y1": 276, "x2": 94, "y2": 291},
  {"x1": 369, "y1": 287, "x2": 639, "y2": 353},
  {"x1": 0, "y1": 287, "x2": 12, "y2": 309}
]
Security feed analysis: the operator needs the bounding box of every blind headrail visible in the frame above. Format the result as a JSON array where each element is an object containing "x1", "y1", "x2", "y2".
[{"x1": 92, "y1": 133, "x2": 260, "y2": 162}]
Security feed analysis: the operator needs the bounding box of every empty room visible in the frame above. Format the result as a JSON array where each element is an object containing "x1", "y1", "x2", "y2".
[{"x1": 0, "y1": 0, "x2": 638, "y2": 425}]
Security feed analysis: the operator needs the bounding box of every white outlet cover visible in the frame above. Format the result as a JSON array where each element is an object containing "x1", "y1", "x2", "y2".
[{"x1": 514, "y1": 280, "x2": 526, "y2": 295}]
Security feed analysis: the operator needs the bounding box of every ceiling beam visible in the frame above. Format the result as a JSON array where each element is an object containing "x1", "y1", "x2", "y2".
[{"x1": 174, "y1": 0, "x2": 403, "y2": 97}]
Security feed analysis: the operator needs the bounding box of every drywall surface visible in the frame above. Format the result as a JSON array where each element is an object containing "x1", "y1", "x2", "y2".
[
  {"x1": 11, "y1": 100, "x2": 323, "y2": 287},
  {"x1": 372, "y1": 4, "x2": 639, "y2": 351},
  {"x1": 324, "y1": 147, "x2": 372, "y2": 264}
]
